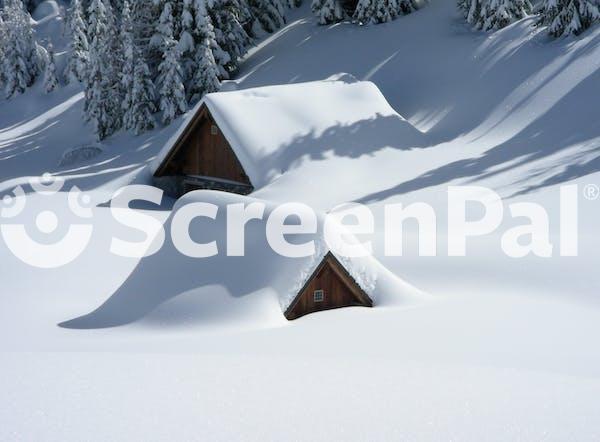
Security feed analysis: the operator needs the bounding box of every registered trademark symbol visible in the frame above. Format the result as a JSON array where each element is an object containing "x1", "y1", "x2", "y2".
[{"x1": 584, "y1": 184, "x2": 600, "y2": 201}]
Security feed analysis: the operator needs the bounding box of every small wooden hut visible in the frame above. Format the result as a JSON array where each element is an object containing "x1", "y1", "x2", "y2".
[{"x1": 285, "y1": 252, "x2": 373, "y2": 320}]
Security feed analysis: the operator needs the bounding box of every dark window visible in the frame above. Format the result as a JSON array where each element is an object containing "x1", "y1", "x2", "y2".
[{"x1": 314, "y1": 290, "x2": 324, "y2": 302}]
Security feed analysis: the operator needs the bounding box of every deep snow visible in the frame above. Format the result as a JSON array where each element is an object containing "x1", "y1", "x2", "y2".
[{"x1": 1, "y1": 0, "x2": 600, "y2": 440}]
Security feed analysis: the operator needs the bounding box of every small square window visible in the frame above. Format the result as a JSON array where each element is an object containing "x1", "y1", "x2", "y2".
[
  {"x1": 210, "y1": 125, "x2": 218, "y2": 135},
  {"x1": 314, "y1": 290, "x2": 324, "y2": 302}
]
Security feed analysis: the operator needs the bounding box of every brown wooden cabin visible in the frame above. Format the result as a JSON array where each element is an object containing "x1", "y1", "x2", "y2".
[
  {"x1": 153, "y1": 104, "x2": 254, "y2": 197},
  {"x1": 285, "y1": 252, "x2": 373, "y2": 320}
]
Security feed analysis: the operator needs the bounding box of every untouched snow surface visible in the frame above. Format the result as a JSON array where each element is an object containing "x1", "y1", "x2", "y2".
[{"x1": 1, "y1": 0, "x2": 600, "y2": 440}]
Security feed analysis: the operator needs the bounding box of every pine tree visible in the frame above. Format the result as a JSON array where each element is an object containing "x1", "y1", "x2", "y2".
[
  {"x1": 478, "y1": 0, "x2": 532, "y2": 30},
  {"x1": 248, "y1": 0, "x2": 286, "y2": 33},
  {"x1": 2, "y1": 0, "x2": 42, "y2": 97},
  {"x1": 189, "y1": 6, "x2": 221, "y2": 102},
  {"x1": 132, "y1": 0, "x2": 158, "y2": 58},
  {"x1": 538, "y1": 0, "x2": 600, "y2": 37},
  {"x1": 156, "y1": 1, "x2": 187, "y2": 124},
  {"x1": 85, "y1": 0, "x2": 121, "y2": 139},
  {"x1": 398, "y1": 0, "x2": 416, "y2": 15},
  {"x1": 0, "y1": 15, "x2": 7, "y2": 91},
  {"x1": 353, "y1": 0, "x2": 376, "y2": 23},
  {"x1": 353, "y1": 0, "x2": 415, "y2": 23},
  {"x1": 355, "y1": 0, "x2": 404, "y2": 24},
  {"x1": 178, "y1": 0, "x2": 196, "y2": 83},
  {"x1": 194, "y1": 0, "x2": 230, "y2": 79},
  {"x1": 65, "y1": 0, "x2": 90, "y2": 83},
  {"x1": 123, "y1": 0, "x2": 156, "y2": 134},
  {"x1": 129, "y1": 51, "x2": 157, "y2": 133},
  {"x1": 121, "y1": 0, "x2": 136, "y2": 129},
  {"x1": 105, "y1": 0, "x2": 125, "y2": 122},
  {"x1": 311, "y1": 0, "x2": 345, "y2": 24},
  {"x1": 458, "y1": 0, "x2": 483, "y2": 26},
  {"x1": 207, "y1": 0, "x2": 252, "y2": 73},
  {"x1": 44, "y1": 42, "x2": 58, "y2": 93}
]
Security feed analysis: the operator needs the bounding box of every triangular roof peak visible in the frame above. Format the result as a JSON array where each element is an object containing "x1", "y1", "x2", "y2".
[{"x1": 284, "y1": 251, "x2": 373, "y2": 320}]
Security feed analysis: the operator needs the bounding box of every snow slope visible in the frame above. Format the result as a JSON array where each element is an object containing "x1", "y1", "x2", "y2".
[{"x1": 1, "y1": 0, "x2": 600, "y2": 440}]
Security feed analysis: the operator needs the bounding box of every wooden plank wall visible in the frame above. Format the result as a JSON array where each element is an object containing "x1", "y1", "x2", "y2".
[
  {"x1": 181, "y1": 115, "x2": 251, "y2": 184},
  {"x1": 160, "y1": 108, "x2": 251, "y2": 186},
  {"x1": 285, "y1": 256, "x2": 372, "y2": 320}
]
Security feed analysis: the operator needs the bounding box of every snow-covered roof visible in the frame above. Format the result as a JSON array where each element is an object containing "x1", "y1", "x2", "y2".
[
  {"x1": 152, "y1": 75, "x2": 422, "y2": 189},
  {"x1": 280, "y1": 227, "x2": 378, "y2": 312}
]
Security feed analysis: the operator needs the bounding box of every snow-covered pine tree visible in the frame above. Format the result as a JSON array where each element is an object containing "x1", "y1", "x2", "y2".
[
  {"x1": 177, "y1": 0, "x2": 196, "y2": 83},
  {"x1": 108, "y1": 0, "x2": 125, "y2": 15},
  {"x1": 538, "y1": 0, "x2": 600, "y2": 36},
  {"x1": 129, "y1": 49, "x2": 157, "y2": 133},
  {"x1": 207, "y1": 0, "x2": 252, "y2": 73},
  {"x1": 478, "y1": 0, "x2": 532, "y2": 30},
  {"x1": 353, "y1": 0, "x2": 416, "y2": 23},
  {"x1": 105, "y1": 0, "x2": 125, "y2": 122},
  {"x1": 194, "y1": 0, "x2": 230, "y2": 79},
  {"x1": 156, "y1": 1, "x2": 187, "y2": 124},
  {"x1": 130, "y1": 0, "x2": 158, "y2": 88},
  {"x1": 188, "y1": 1, "x2": 221, "y2": 102},
  {"x1": 132, "y1": 0, "x2": 158, "y2": 58},
  {"x1": 150, "y1": 0, "x2": 172, "y2": 65},
  {"x1": 248, "y1": 0, "x2": 286, "y2": 33},
  {"x1": 2, "y1": 0, "x2": 43, "y2": 97},
  {"x1": 43, "y1": 42, "x2": 58, "y2": 93},
  {"x1": 121, "y1": 0, "x2": 136, "y2": 129},
  {"x1": 355, "y1": 0, "x2": 405, "y2": 24},
  {"x1": 65, "y1": 0, "x2": 90, "y2": 83},
  {"x1": 458, "y1": 0, "x2": 470, "y2": 17},
  {"x1": 458, "y1": 0, "x2": 483, "y2": 26},
  {"x1": 0, "y1": 15, "x2": 7, "y2": 91},
  {"x1": 121, "y1": 0, "x2": 156, "y2": 133},
  {"x1": 398, "y1": 0, "x2": 416, "y2": 15},
  {"x1": 189, "y1": 35, "x2": 221, "y2": 102},
  {"x1": 311, "y1": 0, "x2": 345, "y2": 24},
  {"x1": 353, "y1": 0, "x2": 375, "y2": 23},
  {"x1": 85, "y1": 0, "x2": 121, "y2": 139}
]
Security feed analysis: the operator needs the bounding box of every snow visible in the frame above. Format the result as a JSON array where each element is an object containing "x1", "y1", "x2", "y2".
[
  {"x1": 153, "y1": 76, "x2": 423, "y2": 189},
  {"x1": 31, "y1": 0, "x2": 60, "y2": 23},
  {"x1": 1, "y1": 0, "x2": 600, "y2": 440},
  {"x1": 52, "y1": 189, "x2": 419, "y2": 327},
  {"x1": 58, "y1": 145, "x2": 104, "y2": 166}
]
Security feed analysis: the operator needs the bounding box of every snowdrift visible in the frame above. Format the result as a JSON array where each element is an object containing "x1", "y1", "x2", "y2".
[{"x1": 60, "y1": 190, "x2": 423, "y2": 329}]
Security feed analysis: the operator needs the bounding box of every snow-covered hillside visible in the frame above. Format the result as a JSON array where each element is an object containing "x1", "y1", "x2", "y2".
[{"x1": 1, "y1": 0, "x2": 600, "y2": 440}]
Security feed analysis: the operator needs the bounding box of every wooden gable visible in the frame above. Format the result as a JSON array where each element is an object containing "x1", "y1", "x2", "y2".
[
  {"x1": 154, "y1": 104, "x2": 253, "y2": 194},
  {"x1": 285, "y1": 252, "x2": 373, "y2": 320}
]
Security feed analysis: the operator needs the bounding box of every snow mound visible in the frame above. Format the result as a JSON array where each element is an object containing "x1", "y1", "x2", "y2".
[
  {"x1": 60, "y1": 190, "x2": 423, "y2": 330},
  {"x1": 58, "y1": 145, "x2": 103, "y2": 167}
]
